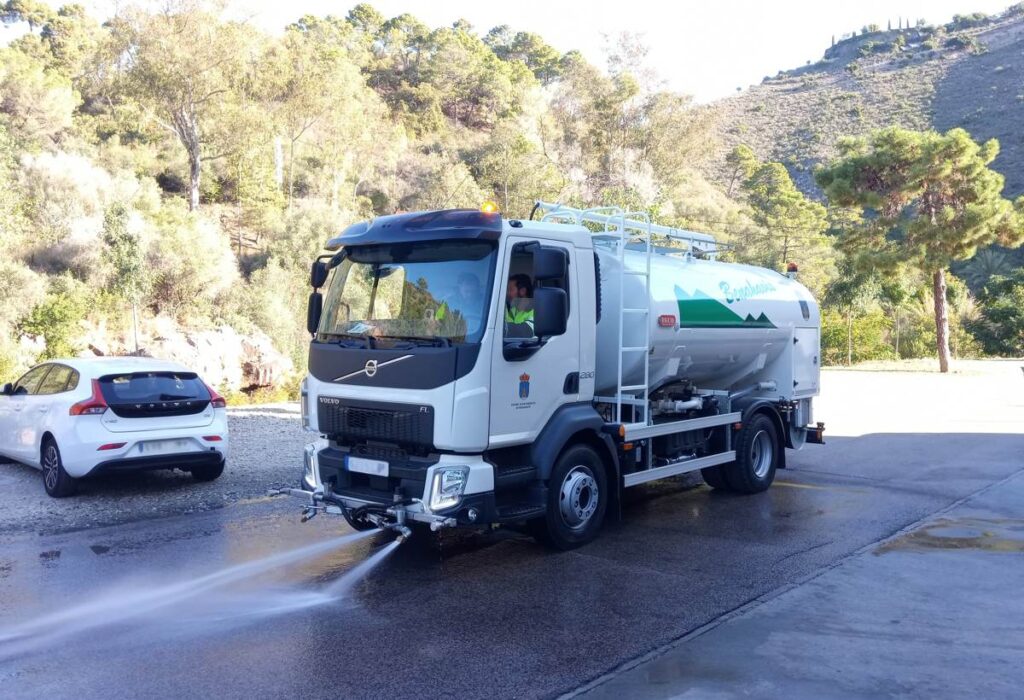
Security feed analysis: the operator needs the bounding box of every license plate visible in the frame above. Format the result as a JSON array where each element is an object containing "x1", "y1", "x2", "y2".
[
  {"x1": 139, "y1": 439, "x2": 194, "y2": 455},
  {"x1": 347, "y1": 456, "x2": 389, "y2": 477}
]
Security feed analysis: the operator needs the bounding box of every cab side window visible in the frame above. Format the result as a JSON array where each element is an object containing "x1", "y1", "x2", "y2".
[
  {"x1": 37, "y1": 365, "x2": 73, "y2": 395},
  {"x1": 14, "y1": 365, "x2": 51, "y2": 395},
  {"x1": 502, "y1": 241, "x2": 571, "y2": 352},
  {"x1": 503, "y1": 247, "x2": 536, "y2": 340}
]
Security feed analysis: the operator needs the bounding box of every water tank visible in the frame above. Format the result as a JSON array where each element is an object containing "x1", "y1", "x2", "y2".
[{"x1": 594, "y1": 247, "x2": 819, "y2": 395}]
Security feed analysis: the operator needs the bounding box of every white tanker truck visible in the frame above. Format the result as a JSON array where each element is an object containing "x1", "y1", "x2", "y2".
[{"x1": 287, "y1": 202, "x2": 825, "y2": 549}]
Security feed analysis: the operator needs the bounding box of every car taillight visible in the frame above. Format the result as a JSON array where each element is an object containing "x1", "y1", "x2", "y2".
[
  {"x1": 202, "y1": 435, "x2": 222, "y2": 442},
  {"x1": 204, "y1": 381, "x2": 226, "y2": 409},
  {"x1": 70, "y1": 379, "x2": 108, "y2": 416}
]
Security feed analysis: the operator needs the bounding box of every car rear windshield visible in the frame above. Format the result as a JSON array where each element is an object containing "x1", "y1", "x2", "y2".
[{"x1": 99, "y1": 372, "x2": 211, "y2": 418}]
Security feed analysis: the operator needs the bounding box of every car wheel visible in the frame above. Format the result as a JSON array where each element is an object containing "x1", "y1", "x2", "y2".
[
  {"x1": 190, "y1": 460, "x2": 225, "y2": 482},
  {"x1": 721, "y1": 413, "x2": 779, "y2": 494},
  {"x1": 535, "y1": 444, "x2": 608, "y2": 550},
  {"x1": 41, "y1": 438, "x2": 77, "y2": 498}
]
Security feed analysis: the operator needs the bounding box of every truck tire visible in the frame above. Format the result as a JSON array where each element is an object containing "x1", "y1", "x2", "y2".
[
  {"x1": 42, "y1": 438, "x2": 77, "y2": 498},
  {"x1": 535, "y1": 444, "x2": 608, "y2": 550},
  {"x1": 722, "y1": 412, "x2": 779, "y2": 494},
  {"x1": 700, "y1": 465, "x2": 731, "y2": 491}
]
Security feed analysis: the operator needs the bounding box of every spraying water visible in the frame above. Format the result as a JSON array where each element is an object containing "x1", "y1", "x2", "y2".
[
  {"x1": 323, "y1": 539, "x2": 402, "y2": 597},
  {"x1": 0, "y1": 527, "x2": 404, "y2": 661}
]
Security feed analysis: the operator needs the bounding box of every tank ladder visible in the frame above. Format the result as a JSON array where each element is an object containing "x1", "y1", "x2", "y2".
[
  {"x1": 614, "y1": 210, "x2": 652, "y2": 430},
  {"x1": 535, "y1": 202, "x2": 653, "y2": 430}
]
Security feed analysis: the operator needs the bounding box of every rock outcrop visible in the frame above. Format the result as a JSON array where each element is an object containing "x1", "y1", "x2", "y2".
[{"x1": 79, "y1": 317, "x2": 294, "y2": 392}]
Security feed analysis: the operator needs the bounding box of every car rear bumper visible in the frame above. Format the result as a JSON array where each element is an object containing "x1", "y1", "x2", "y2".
[
  {"x1": 61, "y1": 423, "x2": 229, "y2": 477},
  {"x1": 91, "y1": 451, "x2": 224, "y2": 474}
]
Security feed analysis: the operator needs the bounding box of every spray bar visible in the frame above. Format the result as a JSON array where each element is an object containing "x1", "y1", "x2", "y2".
[{"x1": 270, "y1": 485, "x2": 458, "y2": 539}]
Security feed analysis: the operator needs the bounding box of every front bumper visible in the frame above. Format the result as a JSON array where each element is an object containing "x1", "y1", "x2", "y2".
[{"x1": 301, "y1": 442, "x2": 496, "y2": 527}]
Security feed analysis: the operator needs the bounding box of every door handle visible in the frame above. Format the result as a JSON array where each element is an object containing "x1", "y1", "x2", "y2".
[{"x1": 37, "y1": 406, "x2": 49, "y2": 413}]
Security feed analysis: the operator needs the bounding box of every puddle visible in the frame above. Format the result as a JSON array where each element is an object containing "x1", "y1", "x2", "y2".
[{"x1": 875, "y1": 518, "x2": 1024, "y2": 554}]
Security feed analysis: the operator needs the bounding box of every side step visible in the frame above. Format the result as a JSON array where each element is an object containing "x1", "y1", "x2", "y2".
[
  {"x1": 494, "y1": 464, "x2": 537, "y2": 488},
  {"x1": 623, "y1": 451, "x2": 736, "y2": 488},
  {"x1": 496, "y1": 503, "x2": 546, "y2": 523}
]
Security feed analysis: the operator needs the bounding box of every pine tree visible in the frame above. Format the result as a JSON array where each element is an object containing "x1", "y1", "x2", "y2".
[{"x1": 816, "y1": 128, "x2": 1024, "y2": 372}]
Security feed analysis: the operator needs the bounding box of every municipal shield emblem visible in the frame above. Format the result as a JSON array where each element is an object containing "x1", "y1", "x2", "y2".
[{"x1": 518, "y1": 373, "x2": 530, "y2": 399}]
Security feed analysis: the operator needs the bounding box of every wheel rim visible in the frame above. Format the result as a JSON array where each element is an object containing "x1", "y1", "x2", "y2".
[
  {"x1": 750, "y1": 430, "x2": 773, "y2": 479},
  {"x1": 43, "y1": 445, "x2": 59, "y2": 491},
  {"x1": 558, "y1": 465, "x2": 599, "y2": 531}
]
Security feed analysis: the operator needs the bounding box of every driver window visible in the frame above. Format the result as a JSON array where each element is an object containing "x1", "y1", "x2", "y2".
[
  {"x1": 503, "y1": 248, "x2": 536, "y2": 340},
  {"x1": 15, "y1": 365, "x2": 51, "y2": 395}
]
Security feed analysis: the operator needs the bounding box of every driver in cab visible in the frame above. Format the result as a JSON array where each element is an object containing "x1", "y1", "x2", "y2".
[{"x1": 505, "y1": 273, "x2": 534, "y2": 338}]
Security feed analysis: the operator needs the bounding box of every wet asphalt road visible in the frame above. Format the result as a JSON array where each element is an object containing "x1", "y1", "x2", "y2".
[{"x1": 1, "y1": 364, "x2": 1022, "y2": 699}]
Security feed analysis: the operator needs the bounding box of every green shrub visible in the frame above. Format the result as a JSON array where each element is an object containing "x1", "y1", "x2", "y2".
[
  {"x1": 17, "y1": 275, "x2": 89, "y2": 360},
  {"x1": 967, "y1": 271, "x2": 1024, "y2": 356},
  {"x1": 821, "y1": 308, "x2": 896, "y2": 365},
  {"x1": 148, "y1": 203, "x2": 239, "y2": 320}
]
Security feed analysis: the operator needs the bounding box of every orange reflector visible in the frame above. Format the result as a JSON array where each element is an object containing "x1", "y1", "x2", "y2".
[
  {"x1": 657, "y1": 314, "x2": 676, "y2": 327},
  {"x1": 622, "y1": 442, "x2": 634, "y2": 451},
  {"x1": 618, "y1": 424, "x2": 626, "y2": 439},
  {"x1": 480, "y1": 200, "x2": 499, "y2": 213}
]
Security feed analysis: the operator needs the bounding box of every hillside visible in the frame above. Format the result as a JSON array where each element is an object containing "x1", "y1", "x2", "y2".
[{"x1": 712, "y1": 8, "x2": 1024, "y2": 199}]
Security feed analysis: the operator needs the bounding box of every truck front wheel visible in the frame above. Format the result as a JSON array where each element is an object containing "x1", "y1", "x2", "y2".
[
  {"x1": 722, "y1": 412, "x2": 779, "y2": 494},
  {"x1": 535, "y1": 444, "x2": 608, "y2": 550}
]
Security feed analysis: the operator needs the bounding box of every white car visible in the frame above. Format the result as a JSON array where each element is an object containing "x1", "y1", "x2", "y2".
[{"x1": 0, "y1": 357, "x2": 229, "y2": 497}]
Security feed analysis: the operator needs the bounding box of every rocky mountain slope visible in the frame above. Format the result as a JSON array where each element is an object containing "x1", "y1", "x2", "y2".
[{"x1": 711, "y1": 8, "x2": 1024, "y2": 199}]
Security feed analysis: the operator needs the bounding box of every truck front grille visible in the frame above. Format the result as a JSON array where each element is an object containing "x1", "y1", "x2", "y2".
[{"x1": 317, "y1": 397, "x2": 434, "y2": 448}]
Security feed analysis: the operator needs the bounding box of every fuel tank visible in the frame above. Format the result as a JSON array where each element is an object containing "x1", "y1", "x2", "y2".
[{"x1": 594, "y1": 247, "x2": 820, "y2": 395}]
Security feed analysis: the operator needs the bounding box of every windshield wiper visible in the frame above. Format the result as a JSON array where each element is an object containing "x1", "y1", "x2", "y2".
[
  {"x1": 317, "y1": 333, "x2": 372, "y2": 348},
  {"x1": 377, "y1": 334, "x2": 452, "y2": 348}
]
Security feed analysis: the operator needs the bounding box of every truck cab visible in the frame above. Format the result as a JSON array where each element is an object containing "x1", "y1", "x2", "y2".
[{"x1": 297, "y1": 205, "x2": 823, "y2": 549}]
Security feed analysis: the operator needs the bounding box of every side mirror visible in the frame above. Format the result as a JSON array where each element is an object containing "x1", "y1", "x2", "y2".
[
  {"x1": 0, "y1": 383, "x2": 12, "y2": 396},
  {"x1": 307, "y1": 292, "x2": 323, "y2": 335},
  {"x1": 533, "y1": 287, "x2": 568, "y2": 338},
  {"x1": 533, "y1": 246, "x2": 568, "y2": 281},
  {"x1": 310, "y1": 260, "x2": 330, "y2": 289}
]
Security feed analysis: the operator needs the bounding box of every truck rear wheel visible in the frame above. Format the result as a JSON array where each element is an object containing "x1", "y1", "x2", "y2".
[
  {"x1": 722, "y1": 413, "x2": 779, "y2": 494},
  {"x1": 535, "y1": 444, "x2": 608, "y2": 550}
]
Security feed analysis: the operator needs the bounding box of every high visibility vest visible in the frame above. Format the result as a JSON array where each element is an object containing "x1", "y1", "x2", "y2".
[{"x1": 505, "y1": 305, "x2": 534, "y2": 326}]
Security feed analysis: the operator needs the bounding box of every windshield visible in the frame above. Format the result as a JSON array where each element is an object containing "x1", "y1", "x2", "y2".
[{"x1": 318, "y1": 240, "x2": 497, "y2": 345}]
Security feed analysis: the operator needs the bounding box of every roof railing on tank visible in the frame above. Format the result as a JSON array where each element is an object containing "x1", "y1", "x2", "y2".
[{"x1": 532, "y1": 201, "x2": 722, "y2": 261}]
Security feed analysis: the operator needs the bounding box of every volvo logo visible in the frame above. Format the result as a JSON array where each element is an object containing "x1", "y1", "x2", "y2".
[{"x1": 334, "y1": 355, "x2": 413, "y2": 382}]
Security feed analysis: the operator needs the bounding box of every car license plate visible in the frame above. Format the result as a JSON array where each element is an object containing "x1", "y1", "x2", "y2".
[
  {"x1": 347, "y1": 456, "x2": 389, "y2": 477},
  {"x1": 139, "y1": 439, "x2": 194, "y2": 455}
]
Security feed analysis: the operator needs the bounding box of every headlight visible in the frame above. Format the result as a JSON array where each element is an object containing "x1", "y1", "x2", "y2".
[
  {"x1": 300, "y1": 378, "x2": 310, "y2": 431},
  {"x1": 429, "y1": 466, "x2": 469, "y2": 511},
  {"x1": 302, "y1": 443, "x2": 317, "y2": 488}
]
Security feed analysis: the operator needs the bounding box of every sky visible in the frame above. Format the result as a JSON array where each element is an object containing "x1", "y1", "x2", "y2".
[{"x1": 24, "y1": 0, "x2": 1017, "y2": 102}]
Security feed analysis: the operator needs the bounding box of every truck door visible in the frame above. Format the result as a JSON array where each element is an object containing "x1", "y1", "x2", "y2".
[{"x1": 489, "y1": 238, "x2": 580, "y2": 447}]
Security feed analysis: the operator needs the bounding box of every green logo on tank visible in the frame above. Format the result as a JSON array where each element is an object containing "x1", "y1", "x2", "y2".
[{"x1": 674, "y1": 286, "x2": 776, "y2": 329}]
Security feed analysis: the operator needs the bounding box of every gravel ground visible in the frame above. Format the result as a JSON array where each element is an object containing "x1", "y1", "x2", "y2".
[{"x1": 0, "y1": 403, "x2": 314, "y2": 536}]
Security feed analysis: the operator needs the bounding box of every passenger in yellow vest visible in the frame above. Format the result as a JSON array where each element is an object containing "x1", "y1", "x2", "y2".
[
  {"x1": 505, "y1": 273, "x2": 534, "y2": 338},
  {"x1": 434, "y1": 272, "x2": 482, "y2": 328}
]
